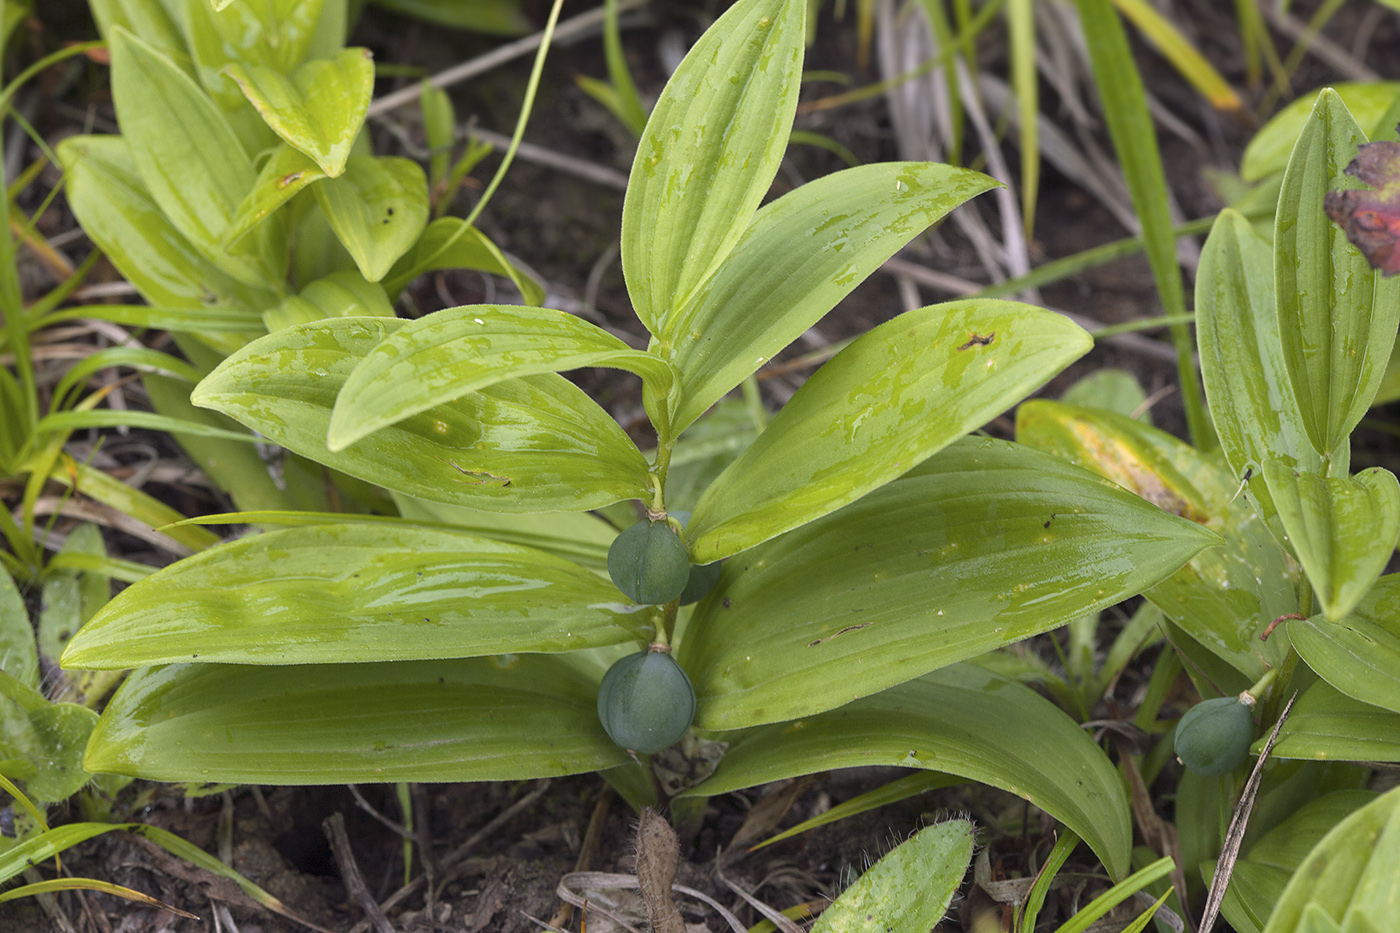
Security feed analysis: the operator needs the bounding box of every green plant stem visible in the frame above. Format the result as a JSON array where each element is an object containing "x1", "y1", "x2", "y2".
[
  {"x1": 1243, "y1": 667, "x2": 1278, "y2": 703},
  {"x1": 459, "y1": 0, "x2": 566, "y2": 230},
  {"x1": 0, "y1": 41, "x2": 104, "y2": 118},
  {"x1": 1090, "y1": 313, "x2": 1195, "y2": 340}
]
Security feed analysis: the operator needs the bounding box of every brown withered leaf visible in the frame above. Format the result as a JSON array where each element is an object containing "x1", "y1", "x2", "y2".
[{"x1": 1324, "y1": 126, "x2": 1400, "y2": 276}]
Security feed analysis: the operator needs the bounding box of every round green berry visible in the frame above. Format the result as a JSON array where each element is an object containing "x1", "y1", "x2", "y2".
[
  {"x1": 1174, "y1": 696, "x2": 1254, "y2": 777},
  {"x1": 596, "y1": 650, "x2": 696, "y2": 753},
  {"x1": 607, "y1": 520, "x2": 691, "y2": 605}
]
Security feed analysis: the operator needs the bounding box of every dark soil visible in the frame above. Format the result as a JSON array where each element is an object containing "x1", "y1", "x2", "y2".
[{"x1": 6, "y1": 0, "x2": 1400, "y2": 930}]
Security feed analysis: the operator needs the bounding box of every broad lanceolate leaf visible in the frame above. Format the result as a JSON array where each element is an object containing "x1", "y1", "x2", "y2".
[
  {"x1": 1217, "y1": 791, "x2": 1377, "y2": 933},
  {"x1": 1261, "y1": 785, "x2": 1400, "y2": 933},
  {"x1": 263, "y1": 269, "x2": 394, "y2": 332},
  {"x1": 620, "y1": 0, "x2": 805, "y2": 333},
  {"x1": 225, "y1": 48, "x2": 374, "y2": 177},
  {"x1": 109, "y1": 28, "x2": 280, "y2": 288},
  {"x1": 1290, "y1": 574, "x2": 1400, "y2": 715},
  {"x1": 314, "y1": 155, "x2": 429, "y2": 281},
  {"x1": 684, "y1": 301, "x2": 1090, "y2": 562},
  {"x1": 328, "y1": 306, "x2": 676, "y2": 451},
  {"x1": 1241, "y1": 83, "x2": 1400, "y2": 182},
  {"x1": 811, "y1": 820, "x2": 973, "y2": 932},
  {"x1": 1197, "y1": 210, "x2": 1322, "y2": 492},
  {"x1": 89, "y1": 0, "x2": 192, "y2": 76},
  {"x1": 224, "y1": 144, "x2": 327, "y2": 248},
  {"x1": 192, "y1": 317, "x2": 652, "y2": 511},
  {"x1": 56, "y1": 135, "x2": 277, "y2": 328},
  {"x1": 676, "y1": 437, "x2": 1217, "y2": 730},
  {"x1": 662, "y1": 163, "x2": 1000, "y2": 433},
  {"x1": 394, "y1": 493, "x2": 615, "y2": 572},
  {"x1": 60, "y1": 523, "x2": 645, "y2": 670},
  {"x1": 382, "y1": 217, "x2": 544, "y2": 305},
  {"x1": 1275, "y1": 90, "x2": 1400, "y2": 458},
  {"x1": 83, "y1": 656, "x2": 628, "y2": 783},
  {"x1": 179, "y1": 0, "x2": 336, "y2": 111},
  {"x1": 0, "y1": 566, "x2": 39, "y2": 691},
  {"x1": 686, "y1": 664, "x2": 1133, "y2": 880},
  {"x1": 1270, "y1": 678, "x2": 1400, "y2": 762},
  {"x1": 1016, "y1": 402, "x2": 1296, "y2": 678},
  {"x1": 1263, "y1": 462, "x2": 1400, "y2": 621}
]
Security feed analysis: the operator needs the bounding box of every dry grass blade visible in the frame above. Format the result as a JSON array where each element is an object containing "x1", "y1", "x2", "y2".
[
  {"x1": 1198, "y1": 691, "x2": 1300, "y2": 933},
  {"x1": 556, "y1": 871, "x2": 751, "y2": 933}
]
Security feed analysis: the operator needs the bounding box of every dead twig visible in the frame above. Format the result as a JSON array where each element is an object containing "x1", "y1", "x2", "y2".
[{"x1": 324, "y1": 812, "x2": 394, "y2": 933}]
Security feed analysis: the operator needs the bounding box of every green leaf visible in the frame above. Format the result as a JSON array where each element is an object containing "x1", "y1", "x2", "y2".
[
  {"x1": 56, "y1": 135, "x2": 277, "y2": 320},
  {"x1": 1275, "y1": 89, "x2": 1400, "y2": 459},
  {"x1": 38, "y1": 524, "x2": 108, "y2": 665},
  {"x1": 621, "y1": 0, "x2": 805, "y2": 333},
  {"x1": 314, "y1": 155, "x2": 429, "y2": 281},
  {"x1": 327, "y1": 306, "x2": 675, "y2": 451},
  {"x1": 0, "y1": 823, "x2": 122, "y2": 885},
  {"x1": 1215, "y1": 791, "x2": 1377, "y2": 933},
  {"x1": 683, "y1": 300, "x2": 1090, "y2": 562},
  {"x1": 394, "y1": 493, "x2": 615, "y2": 572},
  {"x1": 0, "y1": 672, "x2": 98, "y2": 804},
  {"x1": 263, "y1": 269, "x2": 395, "y2": 331},
  {"x1": 1241, "y1": 83, "x2": 1400, "y2": 182},
  {"x1": 811, "y1": 819, "x2": 973, "y2": 932},
  {"x1": 1060, "y1": 368, "x2": 1150, "y2": 422},
  {"x1": 382, "y1": 217, "x2": 544, "y2": 305},
  {"x1": 1270, "y1": 678, "x2": 1400, "y2": 762},
  {"x1": 192, "y1": 317, "x2": 652, "y2": 511},
  {"x1": 224, "y1": 144, "x2": 327, "y2": 248},
  {"x1": 1263, "y1": 462, "x2": 1400, "y2": 621},
  {"x1": 89, "y1": 0, "x2": 192, "y2": 76},
  {"x1": 662, "y1": 163, "x2": 999, "y2": 433},
  {"x1": 225, "y1": 48, "x2": 374, "y2": 177},
  {"x1": 1197, "y1": 210, "x2": 1322, "y2": 492},
  {"x1": 109, "y1": 27, "x2": 279, "y2": 288},
  {"x1": 685, "y1": 664, "x2": 1132, "y2": 880},
  {"x1": 0, "y1": 566, "x2": 39, "y2": 692},
  {"x1": 82, "y1": 656, "x2": 628, "y2": 782},
  {"x1": 1290, "y1": 575, "x2": 1400, "y2": 715},
  {"x1": 1016, "y1": 401, "x2": 1296, "y2": 678},
  {"x1": 179, "y1": 0, "x2": 331, "y2": 108},
  {"x1": 676, "y1": 437, "x2": 1217, "y2": 730},
  {"x1": 370, "y1": 0, "x2": 531, "y2": 34},
  {"x1": 1262, "y1": 785, "x2": 1400, "y2": 933},
  {"x1": 61, "y1": 523, "x2": 646, "y2": 670}
]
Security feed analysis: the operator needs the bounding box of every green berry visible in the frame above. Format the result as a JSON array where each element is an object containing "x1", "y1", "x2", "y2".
[
  {"x1": 596, "y1": 650, "x2": 696, "y2": 753},
  {"x1": 607, "y1": 520, "x2": 691, "y2": 605},
  {"x1": 1174, "y1": 696, "x2": 1254, "y2": 777}
]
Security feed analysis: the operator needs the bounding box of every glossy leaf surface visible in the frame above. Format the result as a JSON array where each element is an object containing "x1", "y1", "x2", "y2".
[
  {"x1": 224, "y1": 144, "x2": 326, "y2": 247},
  {"x1": 1290, "y1": 575, "x2": 1400, "y2": 715},
  {"x1": 110, "y1": 28, "x2": 275, "y2": 287},
  {"x1": 677, "y1": 437, "x2": 1216, "y2": 730},
  {"x1": 1263, "y1": 462, "x2": 1400, "y2": 621},
  {"x1": 328, "y1": 306, "x2": 674, "y2": 450},
  {"x1": 1270, "y1": 678, "x2": 1400, "y2": 762},
  {"x1": 264, "y1": 269, "x2": 394, "y2": 332},
  {"x1": 621, "y1": 0, "x2": 804, "y2": 333},
  {"x1": 687, "y1": 664, "x2": 1132, "y2": 879},
  {"x1": 57, "y1": 135, "x2": 277, "y2": 316},
  {"x1": 663, "y1": 163, "x2": 998, "y2": 432},
  {"x1": 1275, "y1": 90, "x2": 1400, "y2": 458},
  {"x1": 382, "y1": 217, "x2": 544, "y2": 305},
  {"x1": 811, "y1": 820, "x2": 973, "y2": 932},
  {"x1": 1017, "y1": 402, "x2": 1295, "y2": 678},
  {"x1": 192, "y1": 317, "x2": 652, "y2": 511},
  {"x1": 684, "y1": 300, "x2": 1090, "y2": 562},
  {"x1": 1261, "y1": 785, "x2": 1400, "y2": 933},
  {"x1": 314, "y1": 155, "x2": 429, "y2": 281},
  {"x1": 1197, "y1": 210, "x2": 1322, "y2": 493},
  {"x1": 83, "y1": 656, "x2": 628, "y2": 783},
  {"x1": 394, "y1": 493, "x2": 615, "y2": 572},
  {"x1": 226, "y1": 47, "x2": 373, "y2": 177},
  {"x1": 61, "y1": 523, "x2": 645, "y2": 670},
  {"x1": 180, "y1": 0, "x2": 334, "y2": 109}
]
